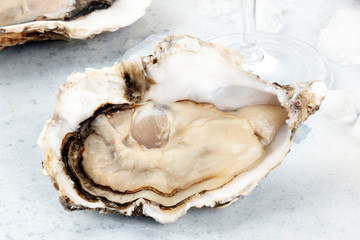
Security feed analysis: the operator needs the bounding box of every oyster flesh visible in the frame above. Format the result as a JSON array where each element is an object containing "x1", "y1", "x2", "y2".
[
  {"x1": 0, "y1": 0, "x2": 152, "y2": 49},
  {"x1": 39, "y1": 35, "x2": 326, "y2": 223}
]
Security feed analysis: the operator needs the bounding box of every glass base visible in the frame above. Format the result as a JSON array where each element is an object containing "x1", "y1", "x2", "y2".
[{"x1": 209, "y1": 33, "x2": 333, "y2": 88}]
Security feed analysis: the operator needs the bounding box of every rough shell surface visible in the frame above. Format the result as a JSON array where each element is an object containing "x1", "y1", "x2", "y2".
[
  {"x1": 0, "y1": 0, "x2": 152, "y2": 49},
  {"x1": 38, "y1": 35, "x2": 326, "y2": 223}
]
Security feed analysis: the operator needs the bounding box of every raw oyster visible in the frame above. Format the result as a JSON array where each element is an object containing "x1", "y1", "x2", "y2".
[
  {"x1": 0, "y1": 0, "x2": 152, "y2": 49},
  {"x1": 38, "y1": 35, "x2": 326, "y2": 223}
]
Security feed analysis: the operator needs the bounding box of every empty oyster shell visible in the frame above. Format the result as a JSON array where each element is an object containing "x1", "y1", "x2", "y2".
[
  {"x1": 0, "y1": 0, "x2": 152, "y2": 49},
  {"x1": 38, "y1": 35, "x2": 326, "y2": 223}
]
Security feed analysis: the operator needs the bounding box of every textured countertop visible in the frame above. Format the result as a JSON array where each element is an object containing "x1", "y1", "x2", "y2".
[{"x1": 1, "y1": 0, "x2": 360, "y2": 239}]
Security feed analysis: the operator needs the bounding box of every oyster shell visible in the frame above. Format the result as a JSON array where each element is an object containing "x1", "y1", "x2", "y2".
[
  {"x1": 0, "y1": 0, "x2": 152, "y2": 49},
  {"x1": 38, "y1": 35, "x2": 326, "y2": 223}
]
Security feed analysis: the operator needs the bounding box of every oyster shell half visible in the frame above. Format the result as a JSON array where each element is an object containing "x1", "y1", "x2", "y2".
[
  {"x1": 38, "y1": 35, "x2": 326, "y2": 223},
  {"x1": 0, "y1": 0, "x2": 152, "y2": 49}
]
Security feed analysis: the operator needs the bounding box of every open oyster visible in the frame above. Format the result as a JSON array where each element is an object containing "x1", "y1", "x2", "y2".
[
  {"x1": 39, "y1": 35, "x2": 326, "y2": 223},
  {"x1": 0, "y1": 0, "x2": 152, "y2": 49}
]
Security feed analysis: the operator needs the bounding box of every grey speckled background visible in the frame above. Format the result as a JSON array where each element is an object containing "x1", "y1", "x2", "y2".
[{"x1": 1, "y1": 0, "x2": 360, "y2": 239}]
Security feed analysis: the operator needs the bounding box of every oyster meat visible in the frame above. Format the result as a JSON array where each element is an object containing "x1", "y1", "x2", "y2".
[
  {"x1": 0, "y1": 0, "x2": 152, "y2": 49},
  {"x1": 0, "y1": 0, "x2": 115, "y2": 27},
  {"x1": 39, "y1": 35, "x2": 326, "y2": 223}
]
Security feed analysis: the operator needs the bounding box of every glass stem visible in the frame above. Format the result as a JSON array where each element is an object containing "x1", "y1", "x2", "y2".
[{"x1": 241, "y1": 0, "x2": 263, "y2": 63}]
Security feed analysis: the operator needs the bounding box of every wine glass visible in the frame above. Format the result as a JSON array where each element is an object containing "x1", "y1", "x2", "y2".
[{"x1": 210, "y1": 0, "x2": 332, "y2": 87}]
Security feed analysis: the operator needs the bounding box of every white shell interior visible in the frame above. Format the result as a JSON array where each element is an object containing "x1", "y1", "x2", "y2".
[
  {"x1": 1, "y1": 0, "x2": 152, "y2": 39},
  {"x1": 38, "y1": 35, "x2": 326, "y2": 223}
]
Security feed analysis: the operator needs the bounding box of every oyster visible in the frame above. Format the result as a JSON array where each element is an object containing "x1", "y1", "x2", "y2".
[
  {"x1": 39, "y1": 35, "x2": 326, "y2": 223},
  {"x1": 0, "y1": 0, "x2": 152, "y2": 49}
]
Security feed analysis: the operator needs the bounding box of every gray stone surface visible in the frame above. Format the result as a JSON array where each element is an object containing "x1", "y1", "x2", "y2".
[{"x1": 1, "y1": 0, "x2": 359, "y2": 239}]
